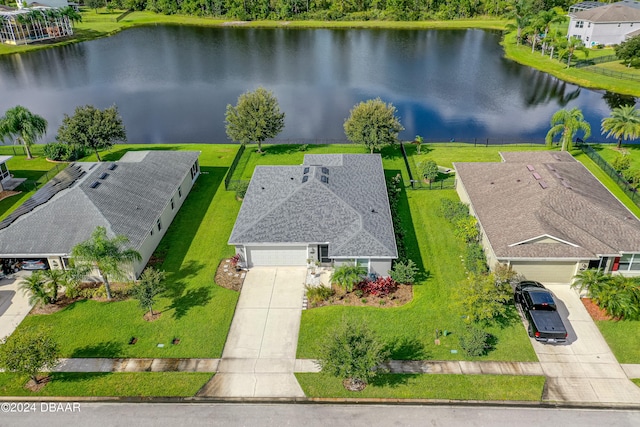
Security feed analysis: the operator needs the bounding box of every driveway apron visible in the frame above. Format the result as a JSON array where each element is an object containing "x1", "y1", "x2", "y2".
[
  {"x1": 198, "y1": 267, "x2": 307, "y2": 397},
  {"x1": 536, "y1": 284, "x2": 640, "y2": 404}
]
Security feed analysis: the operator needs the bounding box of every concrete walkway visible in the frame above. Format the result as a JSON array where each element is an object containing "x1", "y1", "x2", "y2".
[
  {"x1": 534, "y1": 285, "x2": 640, "y2": 404},
  {"x1": 197, "y1": 267, "x2": 308, "y2": 398}
]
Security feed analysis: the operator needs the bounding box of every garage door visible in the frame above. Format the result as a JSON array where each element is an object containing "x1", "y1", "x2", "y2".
[
  {"x1": 246, "y1": 246, "x2": 308, "y2": 267},
  {"x1": 510, "y1": 261, "x2": 577, "y2": 283}
]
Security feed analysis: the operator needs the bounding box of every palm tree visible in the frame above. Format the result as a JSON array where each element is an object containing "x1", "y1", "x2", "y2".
[
  {"x1": 71, "y1": 226, "x2": 142, "y2": 300},
  {"x1": 572, "y1": 268, "x2": 609, "y2": 296},
  {"x1": 536, "y1": 8, "x2": 566, "y2": 55},
  {"x1": 560, "y1": 36, "x2": 589, "y2": 68},
  {"x1": 414, "y1": 135, "x2": 424, "y2": 154},
  {"x1": 19, "y1": 271, "x2": 51, "y2": 306},
  {"x1": 43, "y1": 269, "x2": 68, "y2": 304},
  {"x1": 0, "y1": 106, "x2": 48, "y2": 160},
  {"x1": 545, "y1": 107, "x2": 591, "y2": 151},
  {"x1": 506, "y1": 0, "x2": 534, "y2": 46},
  {"x1": 601, "y1": 105, "x2": 640, "y2": 149},
  {"x1": 331, "y1": 263, "x2": 367, "y2": 292}
]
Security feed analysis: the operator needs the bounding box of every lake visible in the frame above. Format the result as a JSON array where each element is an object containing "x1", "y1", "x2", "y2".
[{"x1": 0, "y1": 26, "x2": 626, "y2": 144}]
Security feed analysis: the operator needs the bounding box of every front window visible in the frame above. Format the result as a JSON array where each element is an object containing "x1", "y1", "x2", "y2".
[
  {"x1": 619, "y1": 254, "x2": 640, "y2": 271},
  {"x1": 575, "y1": 21, "x2": 583, "y2": 28}
]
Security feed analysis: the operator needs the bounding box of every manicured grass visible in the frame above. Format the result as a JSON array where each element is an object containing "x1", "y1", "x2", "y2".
[
  {"x1": 0, "y1": 372, "x2": 211, "y2": 397},
  {"x1": 0, "y1": 145, "x2": 66, "y2": 221},
  {"x1": 14, "y1": 144, "x2": 241, "y2": 358},
  {"x1": 594, "y1": 61, "x2": 640, "y2": 78},
  {"x1": 633, "y1": 379, "x2": 640, "y2": 387},
  {"x1": 0, "y1": 11, "x2": 507, "y2": 57},
  {"x1": 234, "y1": 144, "x2": 537, "y2": 361},
  {"x1": 502, "y1": 32, "x2": 640, "y2": 97},
  {"x1": 596, "y1": 320, "x2": 640, "y2": 364},
  {"x1": 296, "y1": 373, "x2": 545, "y2": 401}
]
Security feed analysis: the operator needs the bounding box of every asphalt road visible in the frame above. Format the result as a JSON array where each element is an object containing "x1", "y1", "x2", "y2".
[{"x1": 1, "y1": 403, "x2": 640, "y2": 427}]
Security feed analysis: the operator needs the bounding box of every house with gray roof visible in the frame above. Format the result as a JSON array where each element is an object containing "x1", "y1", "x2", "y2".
[
  {"x1": 568, "y1": 0, "x2": 640, "y2": 46},
  {"x1": 228, "y1": 154, "x2": 397, "y2": 276},
  {"x1": 454, "y1": 151, "x2": 640, "y2": 283},
  {"x1": 0, "y1": 150, "x2": 200, "y2": 278}
]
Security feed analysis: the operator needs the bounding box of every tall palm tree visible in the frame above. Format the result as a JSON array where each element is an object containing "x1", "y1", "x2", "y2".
[
  {"x1": 19, "y1": 271, "x2": 51, "y2": 306},
  {"x1": 545, "y1": 107, "x2": 591, "y2": 151},
  {"x1": 0, "y1": 106, "x2": 47, "y2": 160},
  {"x1": 536, "y1": 7, "x2": 566, "y2": 55},
  {"x1": 560, "y1": 36, "x2": 589, "y2": 68},
  {"x1": 71, "y1": 226, "x2": 142, "y2": 300},
  {"x1": 601, "y1": 105, "x2": 640, "y2": 149},
  {"x1": 414, "y1": 135, "x2": 424, "y2": 154}
]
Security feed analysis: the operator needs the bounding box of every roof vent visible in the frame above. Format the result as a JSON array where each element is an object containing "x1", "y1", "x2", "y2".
[
  {"x1": 532, "y1": 172, "x2": 542, "y2": 180},
  {"x1": 526, "y1": 165, "x2": 535, "y2": 171},
  {"x1": 99, "y1": 172, "x2": 109, "y2": 180},
  {"x1": 561, "y1": 180, "x2": 572, "y2": 189},
  {"x1": 552, "y1": 154, "x2": 561, "y2": 161},
  {"x1": 108, "y1": 163, "x2": 117, "y2": 171},
  {"x1": 321, "y1": 175, "x2": 328, "y2": 184},
  {"x1": 90, "y1": 181, "x2": 101, "y2": 189},
  {"x1": 321, "y1": 167, "x2": 329, "y2": 175},
  {"x1": 302, "y1": 176, "x2": 309, "y2": 183},
  {"x1": 539, "y1": 180, "x2": 548, "y2": 189},
  {"x1": 303, "y1": 167, "x2": 310, "y2": 174}
]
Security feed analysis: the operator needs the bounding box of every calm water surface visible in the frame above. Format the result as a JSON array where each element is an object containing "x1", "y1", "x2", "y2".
[{"x1": 0, "y1": 26, "x2": 622, "y2": 144}]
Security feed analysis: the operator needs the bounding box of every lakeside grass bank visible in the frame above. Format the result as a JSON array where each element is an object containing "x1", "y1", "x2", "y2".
[{"x1": 0, "y1": 10, "x2": 508, "y2": 57}]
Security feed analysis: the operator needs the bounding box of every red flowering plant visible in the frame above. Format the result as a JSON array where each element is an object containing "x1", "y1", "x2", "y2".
[{"x1": 356, "y1": 276, "x2": 398, "y2": 297}]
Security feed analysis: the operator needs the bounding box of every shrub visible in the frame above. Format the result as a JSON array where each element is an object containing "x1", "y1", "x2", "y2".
[
  {"x1": 465, "y1": 243, "x2": 488, "y2": 274},
  {"x1": 332, "y1": 263, "x2": 367, "y2": 292},
  {"x1": 235, "y1": 181, "x2": 249, "y2": 200},
  {"x1": 456, "y1": 271, "x2": 514, "y2": 324},
  {"x1": 386, "y1": 173, "x2": 407, "y2": 261},
  {"x1": 459, "y1": 326, "x2": 492, "y2": 357},
  {"x1": 440, "y1": 199, "x2": 469, "y2": 224},
  {"x1": 298, "y1": 144, "x2": 309, "y2": 152},
  {"x1": 612, "y1": 153, "x2": 631, "y2": 172},
  {"x1": 317, "y1": 317, "x2": 389, "y2": 390},
  {"x1": 421, "y1": 159, "x2": 439, "y2": 182},
  {"x1": 623, "y1": 168, "x2": 640, "y2": 188},
  {"x1": 43, "y1": 142, "x2": 70, "y2": 161},
  {"x1": 357, "y1": 276, "x2": 398, "y2": 297},
  {"x1": 305, "y1": 284, "x2": 334, "y2": 305},
  {"x1": 389, "y1": 259, "x2": 418, "y2": 284},
  {"x1": 454, "y1": 216, "x2": 479, "y2": 243}
]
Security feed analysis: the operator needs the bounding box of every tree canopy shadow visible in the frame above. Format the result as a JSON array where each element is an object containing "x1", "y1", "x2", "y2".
[
  {"x1": 167, "y1": 286, "x2": 212, "y2": 319},
  {"x1": 380, "y1": 144, "x2": 402, "y2": 160},
  {"x1": 71, "y1": 341, "x2": 124, "y2": 358},
  {"x1": 385, "y1": 336, "x2": 430, "y2": 360},
  {"x1": 163, "y1": 260, "x2": 205, "y2": 299},
  {"x1": 51, "y1": 372, "x2": 110, "y2": 383}
]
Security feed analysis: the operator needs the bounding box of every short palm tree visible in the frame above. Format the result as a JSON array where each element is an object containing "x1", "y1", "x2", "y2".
[
  {"x1": 560, "y1": 36, "x2": 588, "y2": 68},
  {"x1": 71, "y1": 226, "x2": 142, "y2": 300},
  {"x1": 43, "y1": 269, "x2": 68, "y2": 304},
  {"x1": 19, "y1": 271, "x2": 51, "y2": 306},
  {"x1": 572, "y1": 269, "x2": 609, "y2": 296},
  {"x1": 331, "y1": 263, "x2": 367, "y2": 292},
  {"x1": 414, "y1": 135, "x2": 424, "y2": 154},
  {"x1": 0, "y1": 106, "x2": 47, "y2": 160},
  {"x1": 545, "y1": 107, "x2": 591, "y2": 151},
  {"x1": 601, "y1": 105, "x2": 640, "y2": 149}
]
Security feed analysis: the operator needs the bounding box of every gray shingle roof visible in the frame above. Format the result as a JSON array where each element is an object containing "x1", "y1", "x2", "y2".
[
  {"x1": 228, "y1": 154, "x2": 397, "y2": 259},
  {"x1": 454, "y1": 151, "x2": 640, "y2": 260},
  {"x1": 573, "y1": 3, "x2": 640, "y2": 22},
  {"x1": 0, "y1": 151, "x2": 199, "y2": 257}
]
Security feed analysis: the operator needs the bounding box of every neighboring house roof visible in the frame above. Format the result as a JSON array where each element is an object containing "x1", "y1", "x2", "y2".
[
  {"x1": 0, "y1": 155, "x2": 11, "y2": 165},
  {"x1": 229, "y1": 154, "x2": 398, "y2": 259},
  {"x1": 626, "y1": 27, "x2": 640, "y2": 38},
  {"x1": 454, "y1": 151, "x2": 640, "y2": 261},
  {"x1": 572, "y1": 3, "x2": 640, "y2": 22},
  {"x1": 0, "y1": 150, "x2": 199, "y2": 257}
]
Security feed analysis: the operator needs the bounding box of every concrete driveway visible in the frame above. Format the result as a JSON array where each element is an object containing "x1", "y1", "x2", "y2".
[
  {"x1": 0, "y1": 271, "x2": 33, "y2": 340},
  {"x1": 198, "y1": 267, "x2": 307, "y2": 398},
  {"x1": 533, "y1": 284, "x2": 640, "y2": 404}
]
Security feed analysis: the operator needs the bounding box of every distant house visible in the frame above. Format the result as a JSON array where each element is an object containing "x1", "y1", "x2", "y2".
[
  {"x1": 567, "y1": 0, "x2": 640, "y2": 46},
  {"x1": 454, "y1": 151, "x2": 640, "y2": 283},
  {"x1": 0, "y1": 5, "x2": 75, "y2": 45},
  {"x1": 228, "y1": 154, "x2": 398, "y2": 276},
  {"x1": 0, "y1": 151, "x2": 201, "y2": 278}
]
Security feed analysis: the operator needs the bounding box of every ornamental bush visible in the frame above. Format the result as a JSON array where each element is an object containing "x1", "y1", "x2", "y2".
[
  {"x1": 357, "y1": 276, "x2": 398, "y2": 297},
  {"x1": 459, "y1": 326, "x2": 492, "y2": 357},
  {"x1": 43, "y1": 142, "x2": 70, "y2": 161},
  {"x1": 389, "y1": 259, "x2": 418, "y2": 284}
]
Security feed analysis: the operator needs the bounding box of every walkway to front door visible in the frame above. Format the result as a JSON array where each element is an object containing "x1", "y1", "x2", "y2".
[{"x1": 197, "y1": 267, "x2": 307, "y2": 397}]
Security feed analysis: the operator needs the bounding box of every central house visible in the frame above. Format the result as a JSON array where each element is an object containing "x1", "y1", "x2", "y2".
[{"x1": 228, "y1": 154, "x2": 397, "y2": 276}]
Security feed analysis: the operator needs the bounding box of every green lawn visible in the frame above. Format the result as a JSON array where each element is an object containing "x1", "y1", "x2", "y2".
[
  {"x1": 0, "y1": 145, "x2": 67, "y2": 221},
  {"x1": 0, "y1": 372, "x2": 211, "y2": 397},
  {"x1": 14, "y1": 144, "x2": 242, "y2": 358},
  {"x1": 296, "y1": 373, "x2": 545, "y2": 401},
  {"x1": 596, "y1": 320, "x2": 640, "y2": 364},
  {"x1": 228, "y1": 143, "x2": 537, "y2": 362},
  {"x1": 502, "y1": 32, "x2": 640, "y2": 97}
]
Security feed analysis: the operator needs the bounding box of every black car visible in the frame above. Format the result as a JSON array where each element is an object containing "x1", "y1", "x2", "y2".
[{"x1": 515, "y1": 281, "x2": 568, "y2": 343}]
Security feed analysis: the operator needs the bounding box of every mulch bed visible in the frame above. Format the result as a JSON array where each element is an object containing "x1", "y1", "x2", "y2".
[
  {"x1": 214, "y1": 258, "x2": 246, "y2": 291},
  {"x1": 581, "y1": 297, "x2": 614, "y2": 321},
  {"x1": 24, "y1": 375, "x2": 50, "y2": 392},
  {"x1": 0, "y1": 190, "x2": 20, "y2": 202},
  {"x1": 29, "y1": 282, "x2": 131, "y2": 314},
  {"x1": 143, "y1": 311, "x2": 162, "y2": 322},
  {"x1": 308, "y1": 283, "x2": 413, "y2": 309}
]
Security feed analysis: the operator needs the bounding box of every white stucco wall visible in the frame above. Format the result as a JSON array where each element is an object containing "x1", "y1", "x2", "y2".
[{"x1": 568, "y1": 17, "x2": 638, "y2": 46}]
